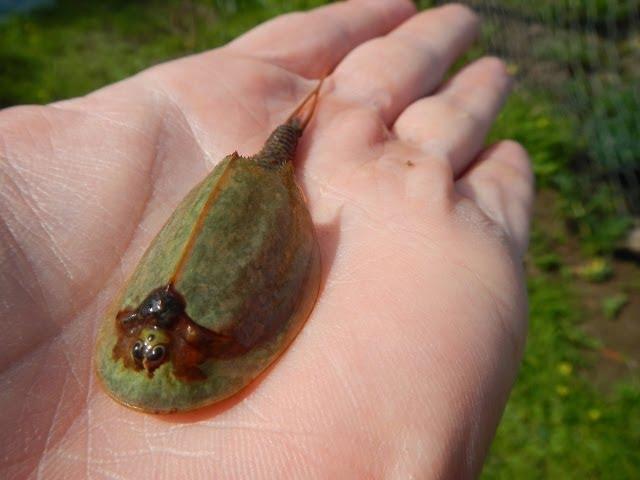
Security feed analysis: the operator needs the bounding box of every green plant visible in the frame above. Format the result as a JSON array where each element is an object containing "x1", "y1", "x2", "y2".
[
  {"x1": 483, "y1": 276, "x2": 640, "y2": 479},
  {"x1": 602, "y1": 293, "x2": 629, "y2": 319},
  {"x1": 491, "y1": 91, "x2": 633, "y2": 255},
  {"x1": 575, "y1": 257, "x2": 614, "y2": 282},
  {"x1": 495, "y1": 0, "x2": 640, "y2": 27},
  {"x1": 489, "y1": 91, "x2": 577, "y2": 187},
  {"x1": 0, "y1": 0, "x2": 326, "y2": 107}
]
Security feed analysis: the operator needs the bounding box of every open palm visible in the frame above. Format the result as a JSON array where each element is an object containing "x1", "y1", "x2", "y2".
[{"x1": 1, "y1": 1, "x2": 533, "y2": 478}]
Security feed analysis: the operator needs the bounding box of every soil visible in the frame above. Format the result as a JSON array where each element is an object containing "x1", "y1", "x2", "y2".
[
  {"x1": 580, "y1": 259, "x2": 640, "y2": 391},
  {"x1": 531, "y1": 190, "x2": 640, "y2": 393},
  {"x1": 482, "y1": 5, "x2": 640, "y2": 392}
]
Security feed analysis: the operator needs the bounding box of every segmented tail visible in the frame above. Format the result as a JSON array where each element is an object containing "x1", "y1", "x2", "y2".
[{"x1": 257, "y1": 76, "x2": 326, "y2": 166}]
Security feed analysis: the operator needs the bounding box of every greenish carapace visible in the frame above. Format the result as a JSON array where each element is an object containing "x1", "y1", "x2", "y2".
[{"x1": 94, "y1": 84, "x2": 322, "y2": 413}]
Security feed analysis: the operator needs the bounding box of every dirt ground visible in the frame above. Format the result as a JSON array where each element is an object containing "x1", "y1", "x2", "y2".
[
  {"x1": 532, "y1": 189, "x2": 640, "y2": 392},
  {"x1": 581, "y1": 258, "x2": 640, "y2": 391}
]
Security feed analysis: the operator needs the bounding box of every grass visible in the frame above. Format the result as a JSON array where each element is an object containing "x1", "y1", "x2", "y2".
[
  {"x1": 484, "y1": 89, "x2": 640, "y2": 477},
  {"x1": 602, "y1": 293, "x2": 629, "y2": 319},
  {"x1": 1, "y1": 1, "x2": 638, "y2": 478},
  {"x1": 0, "y1": 0, "x2": 326, "y2": 107},
  {"x1": 472, "y1": 0, "x2": 640, "y2": 30},
  {"x1": 484, "y1": 276, "x2": 640, "y2": 478},
  {"x1": 488, "y1": 90, "x2": 633, "y2": 255}
]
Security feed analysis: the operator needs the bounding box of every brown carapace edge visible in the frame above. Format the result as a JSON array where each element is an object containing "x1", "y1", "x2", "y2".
[{"x1": 112, "y1": 78, "x2": 324, "y2": 382}]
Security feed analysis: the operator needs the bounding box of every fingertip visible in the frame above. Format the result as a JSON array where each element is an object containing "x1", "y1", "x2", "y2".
[
  {"x1": 443, "y1": 56, "x2": 512, "y2": 100},
  {"x1": 494, "y1": 140, "x2": 533, "y2": 184},
  {"x1": 349, "y1": 0, "x2": 418, "y2": 36},
  {"x1": 457, "y1": 140, "x2": 534, "y2": 256},
  {"x1": 439, "y1": 2, "x2": 480, "y2": 36},
  {"x1": 485, "y1": 56, "x2": 516, "y2": 102},
  {"x1": 481, "y1": 140, "x2": 534, "y2": 207},
  {"x1": 479, "y1": 57, "x2": 511, "y2": 84},
  {"x1": 442, "y1": 3, "x2": 479, "y2": 20},
  {"x1": 353, "y1": 0, "x2": 417, "y2": 16}
]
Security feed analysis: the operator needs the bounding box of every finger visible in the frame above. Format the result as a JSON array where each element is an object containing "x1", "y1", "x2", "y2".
[
  {"x1": 227, "y1": 0, "x2": 416, "y2": 78},
  {"x1": 394, "y1": 56, "x2": 512, "y2": 177},
  {"x1": 331, "y1": 3, "x2": 479, "y2": 124},
  {"x1": 455, "y1": 140, "x2": 534, "y2": 256}
]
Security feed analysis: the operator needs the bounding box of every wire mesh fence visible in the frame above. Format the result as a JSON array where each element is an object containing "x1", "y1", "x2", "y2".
[{"x1": 443, "y1": 0, "x2": 640, "y2": 215}]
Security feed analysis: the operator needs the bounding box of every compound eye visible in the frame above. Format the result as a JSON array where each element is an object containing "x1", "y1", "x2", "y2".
[
  {"x1": 132, "y1": 341, "x2": 145, "y2": 361},
  {"x1": 140, "y1": 297, "x2": 163, "y2": 317},
  {"x1": 146, "y1": 345, "x2": 166, "y2": 362}
]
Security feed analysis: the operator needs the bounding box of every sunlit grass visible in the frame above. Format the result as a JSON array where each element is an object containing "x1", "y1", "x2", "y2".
[
  {"x1": 483, "y1": 263, "x2": 640, "y2": 479},
  {"x1": 0, "y1": 0, "x2": 326, "y2": 106}
]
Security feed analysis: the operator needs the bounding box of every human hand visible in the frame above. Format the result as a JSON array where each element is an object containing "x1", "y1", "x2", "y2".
[{"x1": 0, "y1": 1, "x2": 533, "y2": 478}]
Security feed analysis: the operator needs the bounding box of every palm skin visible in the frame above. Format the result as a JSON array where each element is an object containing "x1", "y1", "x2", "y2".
[{"x1": 0, "y1": 1, "x2": 533, "y2": 479}]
